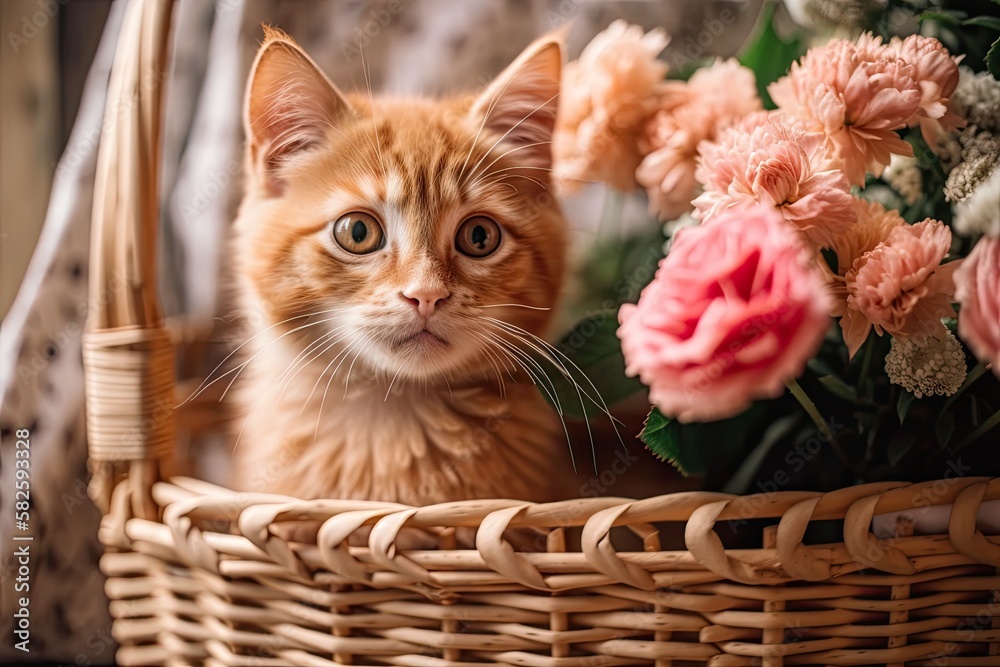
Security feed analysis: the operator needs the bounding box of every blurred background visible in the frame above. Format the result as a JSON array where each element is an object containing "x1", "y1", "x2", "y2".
[{"x1": 1, "y1": 0, "x2": 112, "y2": 317}]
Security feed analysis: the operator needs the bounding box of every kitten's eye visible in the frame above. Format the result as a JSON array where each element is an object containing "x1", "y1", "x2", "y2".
[
  {"x1": 456, "y1": 216, "x2": 501, "y2": 258},
  {"x1": 333, "y1": 212, "x2": 384, "y2": 254}
]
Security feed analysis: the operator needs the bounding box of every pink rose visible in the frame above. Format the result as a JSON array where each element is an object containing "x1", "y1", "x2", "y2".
[
  {"x1": 955, "y1": 237, "x2": 1000, "y2": 374},
  {"x1": 618, "y1": 203, "x2": 831, "y2": 422}
]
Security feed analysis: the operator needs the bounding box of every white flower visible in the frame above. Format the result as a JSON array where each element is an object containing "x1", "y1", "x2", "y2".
[
  {"x1": 885, "y1": 330, "x2": 967, "y2": 398},
  {"x1": 954, "y1": 164, "x2": 1000, "y2": 238},
  {"x1": 951, "y1": 67, "x2": 1000, "y2": 133},
  {"x1": 938, "y1": 68, "x2": 1000, "y2": 190},
  {"x1": 944, "y1": 128, "x2": 1000, "y2": 203},
  {"x1": 883, "y1": 154, "x2": 922, "y2": 205}
]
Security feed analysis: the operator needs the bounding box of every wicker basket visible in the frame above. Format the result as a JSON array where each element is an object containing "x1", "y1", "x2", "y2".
[{"x1": 83, "y1": 1, "x2": 1000, "y2": 664}]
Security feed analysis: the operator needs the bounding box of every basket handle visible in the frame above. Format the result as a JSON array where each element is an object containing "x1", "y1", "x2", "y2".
[{"x1": 83, "y1": 0, "x2": 176, "y2": 519}]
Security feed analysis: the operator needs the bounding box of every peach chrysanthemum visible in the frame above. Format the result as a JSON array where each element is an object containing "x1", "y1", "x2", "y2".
[
  {"x1": 554, "y1": 21, "x2": 670, "y2": 191},
  {"x1": 889, "y1": 34, "x2": 965, "y2": 146},
  {"x1": 636, "y1": 58, "x2": 761, "y2": 220},
  {"x1": 846, "y1": 219, "x2": 961, "y2": 351},
  {"x1": 822, "y1": 198, "x2": 906, "y2": 357},
  {"x1": 769, "y1": 34, "x2": 922, "y2": 186},
  {"x1": 694, "y1": 113, "x2": 855, "y2": 248}
]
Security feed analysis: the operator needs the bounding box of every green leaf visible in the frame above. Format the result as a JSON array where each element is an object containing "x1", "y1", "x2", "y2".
[
  {"x1": 738, "y1": 3, "x2": 805, "y2": 109},
  {"x1": 988, "y1": 36, "x2": 1000, "y2": 80},
  {"x1": 936, "y1": 361, "x2": 989, "y2": 432},
  {"x1": 936, "y1": 410, "x2": 956, "y2": 447},
  {"x1": 539, "y1": 313, "x2": 645, "y2": 420},
  {"x1": 897, "y1": 390, "x2": 916, "y2": 425},
  {"x1": 964, "y1": 16, "x2": 1000, "y2": 31},
  {"x1": 920, "y1": 11, "x2": 965, "y2": 27},
  {"x1": 888, "y1": 425, "x2": 920, "y2": 466},
  {"x1": 807, "y1": 357, "x2": 836, "y2": 378},
  {"x1": 722, "y1": 415, "x2": 801, "y2": 495},
  {"x1": 639, "y1": 407, "x2": 697, "y2": 475},
  {"x1": 818, "y1": 375, "x2": 858, "y2": 403},
  {"x1": 557, "y1": 312, "x2": 622, "y2": 368}
]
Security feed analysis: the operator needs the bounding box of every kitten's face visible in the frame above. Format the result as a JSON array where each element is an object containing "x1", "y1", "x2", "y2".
[{"x1": 236, "y1": 30, "x2": 565, "y2": 382}]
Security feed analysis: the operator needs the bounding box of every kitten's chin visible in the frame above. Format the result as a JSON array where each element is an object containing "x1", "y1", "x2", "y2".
[
  {"x1": 363, "y1": 329, "x2": 488, "y2": 383},
  {"x1": 393, "y1": 330, "x2": 450, "y2": 351}
]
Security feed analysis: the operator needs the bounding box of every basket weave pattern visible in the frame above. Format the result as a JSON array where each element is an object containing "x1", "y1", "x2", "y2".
[
  {"x1": 101, "y1": 477, "x2": 1000, "y2": 665},
  {"x1": 83, "y1": 1, "x2": 1000, "y2": 665}
]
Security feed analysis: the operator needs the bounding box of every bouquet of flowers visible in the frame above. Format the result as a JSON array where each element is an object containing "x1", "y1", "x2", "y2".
[{"x1": 550, "y1": 1, "x2": 1000, "y2": 493}]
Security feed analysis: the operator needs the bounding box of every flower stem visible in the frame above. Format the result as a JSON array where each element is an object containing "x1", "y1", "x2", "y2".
[
  {"x1": 856, "y1": 334, "x2": 873, "y2": 395},
  {"x1": 787, "y1": 378, "x2": 854, "y2": 472},
  {"x1": 952, "y1": 405, "x2": 1000, "y2": 453}
]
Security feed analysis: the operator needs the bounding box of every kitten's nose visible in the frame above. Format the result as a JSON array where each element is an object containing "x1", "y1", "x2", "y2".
[{"x1": 400, "y1": 286, "x2": 450, "y2": 318}]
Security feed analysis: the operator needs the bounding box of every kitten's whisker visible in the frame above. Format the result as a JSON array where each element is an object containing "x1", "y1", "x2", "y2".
[
  {"x1": 486, "y1": 315, "x2": 634, "y2": 469},
  {"x1": 278, "y1": 322, "x2": 352, "y2": 382},
  {"x1": 305, "y1": 333, "x2": 364, "y2": 416},
  {"x1": 384, "y1": 363, "x2": 405, "y2": 402},
  {"x1": 480, "y1": 169, "x2": 549, "y2": 190},
  {"x1": 216, "y1": 315, "x2": 344, "y2": 402},
  {"x1": 483, "y1": 332, "x2": 563, "y2": 416},
  {"x1": 457, "y1": 64, "x2": 522, "y2": 184},
  {"x1": 478, "y1": 331, "x2": 519, "y2": 380},
  {"x1": 486, "y1": 322, "x2": 595, "y2": 469},
  {"x1": 227, "y1": 315, "x2": 349, "y2": 454},
  {"x1": 488, "y1": 165, "x2": 556, "y2": 174},
  {"x1": 484, "y1": 317, "x2": 626, "y2": 448},
  {"x1": 344, "y1": 332, "x2": 381, "y2": 399},
  {"x1": 483, "y1": 317, "x2": 611, "y2": 416},
  {"x1": 472, "y1": 332, "x2": 512, "y2": 397},
  {"x1": 489, "y1": 173, "x2": 547, "y2": 190},
  {"x1": 479, "y1": 334, "x2": 519, "y2": 380},
  {"x1": 468, "y1": 140, "x2": 554, "y2": 189},
  {"x1": 479, "y1": 303, "x2": 551, "y2": 311},
  {"x1": 325, "y1": 121, "x2": 383, "y2": 179},
  {"x1": 462, "y1": 91, "x2": 560, "y2": 188},
  {"x1": 183, "y1": 308, "x2": 346, "y2": 403},
  {"x1": 277, "y1": 326, "x2": 353, "y2": 402},
  {"x1": 315, "y1": 333, "x2": 375, "y2": 442},
  {"x1": 484, "y1": 332, "x2": 577, "y2": 472},
  {"x1": 360, "y1": 48, "x2": 389, "y2": 182},
  {"x1": 479, "y1": 344, "x2": 507, "y2": 398},
  {"x1": 445, "y1": 375, "x2": 455, "y2": 403}
]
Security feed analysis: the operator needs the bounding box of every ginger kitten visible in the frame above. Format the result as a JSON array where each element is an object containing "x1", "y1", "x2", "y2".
[{"x1": 230, "y1": 28, "x2": 571, "y2": 504}]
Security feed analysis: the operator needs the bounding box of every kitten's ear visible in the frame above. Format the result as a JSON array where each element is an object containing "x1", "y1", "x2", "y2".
[
  {"x1": 245, "y1": 27, "x2": 351, "y2": 194},
  {"x1": 469, "y1": 34, "x2": 562, "y2": 170}
]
